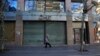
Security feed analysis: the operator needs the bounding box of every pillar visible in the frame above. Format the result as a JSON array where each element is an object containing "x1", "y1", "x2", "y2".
[
  {"x1": 15, "y1": 0, "x2": 24, "y2": 46},
  {"x1": 87, "y1": 0, "x2": 95, "y2": 44},
  {"x1": 65, "y1": 0, "x2": 73, "y2": 45}
]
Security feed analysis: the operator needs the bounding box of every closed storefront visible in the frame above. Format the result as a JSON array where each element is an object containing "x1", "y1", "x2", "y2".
[
  {"x1": 4, "y1": 21, "x2": 15, "y2": 43},
  {"x1": 23, "y1": 21, "x2": 65, "y2": 46},
  {"x1": 23, "y1": 22, "x2": 44, "y2": 46},
  {"x1": 46, "y1": 22, "x2": 65, "y2": 46}
]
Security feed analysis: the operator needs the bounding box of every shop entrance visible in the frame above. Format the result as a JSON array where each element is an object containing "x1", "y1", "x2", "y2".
[{"x1": 73, "y1": 22, "x2": 89, "y2": 44}]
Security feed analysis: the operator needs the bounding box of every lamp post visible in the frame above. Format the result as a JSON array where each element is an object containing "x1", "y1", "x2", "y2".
[{"x1": 80, "y1": 0, "x2": 98, "y2": 52}]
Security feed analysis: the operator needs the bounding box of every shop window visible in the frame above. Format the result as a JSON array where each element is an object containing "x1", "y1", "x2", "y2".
[
  {"x1": 71, "y1": 2, "x2": 83, "y2": 13},
  {"x1": 25, "y1": 0, "x2": 65, "y2": 12},
  {"x1": 71, "y1": 2, "x2": 83, "y2": 21},
  {"x1": 36, "y1": 1, "x2": 45, "y2": 12},
  {"x1": 38, "y1": 0, "x2": 65, "y2": 12},
  {"x1": 4, "y1": 0, "x2": 17, "y2": 12},
  {"x1": 25, "y1": 0, "x2": 36, "y2": 11}
]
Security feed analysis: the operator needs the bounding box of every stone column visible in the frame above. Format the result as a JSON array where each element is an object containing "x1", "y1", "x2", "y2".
[
  {"x1": 65, "y1": 0, "x2": 73, "y2": 45},
  {"x1": 15, "y1": 0, "x2": 24, "y2": 46},
  {"x1": 87, "y1": 0, "x2": 95, "y2": 44}
]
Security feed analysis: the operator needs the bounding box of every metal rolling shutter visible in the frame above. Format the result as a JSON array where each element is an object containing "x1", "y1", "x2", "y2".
[
  {"x1": 23, "y1": 22, "x2": 44, "y2": 46},
  {"x1": 46, "y1": 22, "x2": 65, "y2": 46}
]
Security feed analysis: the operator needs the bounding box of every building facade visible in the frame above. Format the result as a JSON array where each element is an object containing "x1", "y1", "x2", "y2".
[{"x1": 3, "y1": 0, "x2": 98, "y2": 46}]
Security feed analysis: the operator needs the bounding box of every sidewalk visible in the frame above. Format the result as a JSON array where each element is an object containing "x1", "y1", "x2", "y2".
[{"x1": 0, "y1": 44, "x2": 100, "y2": 56}]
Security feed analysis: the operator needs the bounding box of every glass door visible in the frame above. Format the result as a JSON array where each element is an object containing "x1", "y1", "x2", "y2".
[{"x1": 73, "y1": 28, "x2": 81, "y2": 44}]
